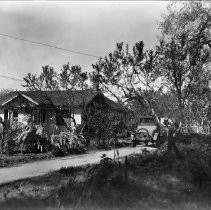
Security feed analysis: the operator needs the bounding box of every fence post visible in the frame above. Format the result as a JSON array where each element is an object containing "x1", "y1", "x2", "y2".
[
  {"x1": 113, "y1": 138, "x2": 116, "y2": 162},
  {"x1": 125, "y1": 155, "x2": 128, "y2": 185}
]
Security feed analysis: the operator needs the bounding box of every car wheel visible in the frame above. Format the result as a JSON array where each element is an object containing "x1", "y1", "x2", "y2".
[{"x1": 136, "y1": 128, "x2": 149, "y2": 142}]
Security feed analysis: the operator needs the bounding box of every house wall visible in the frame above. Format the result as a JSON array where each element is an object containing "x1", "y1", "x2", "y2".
[
  {"x1": 45, "y1": 108, "x2": 57, "y2": 136},
  {"x1": 1, "y1": 105, "x2": 82, "y2": 136},
  {"x1": 44, "y1": 107, "x2": 82, "y2": 136},
  {"x1": 0, "y1": 108, "x2": 30, "y2": 124},
  {"x1": 1, "y1": 95, "x2": 37, "y2": 125},
  {"x1": 72, "y1": 108, "x2": 82, "y2": 125},
  {"x1": 0, "y1": 109, "x2": 4, "y2": 120},
  {"x1": 17, "y1": 111, "x2": 30, "y2": 124}
]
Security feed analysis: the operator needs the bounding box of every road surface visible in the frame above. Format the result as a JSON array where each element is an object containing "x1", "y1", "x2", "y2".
[{"x1": 0, "y1": 146, "x2": 156, "y2": 185}]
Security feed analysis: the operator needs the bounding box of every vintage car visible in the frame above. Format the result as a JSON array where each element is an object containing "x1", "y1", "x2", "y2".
[{"x1": 131, "y1": 116, "x2": 159, "y2": 146}]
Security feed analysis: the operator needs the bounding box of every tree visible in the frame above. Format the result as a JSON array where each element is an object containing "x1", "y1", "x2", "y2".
[
  {"x1": 91, "y1": 40, "x2": 184, "y2": 156},
  {"x1": 23, "y1": 66, "x2": 59, "y2": 91},
  {"x1": 90, "y1": 42, "x2": 183, "y2": 152},
  {"x1": 91, "y1": 42, "x2": 160, "y2": 111},
  {"x1": 22, "y1": 63, "x2": 89, "y2": 128},
  {"x1": 84, "y1": 105, "x2": 126, "y2": 149},
  {"x1": 157, "y1": 1, "x2": 211, "y2": 123},
  {"x1": 0, "y1": 88, "x2": 14, "y2": 98},
  {"x1": 23, "y1": 63, "x2": 88, "y2": 91},
  {"x1": 128, "y1": 89, "x2": 179, "y2": 125}
]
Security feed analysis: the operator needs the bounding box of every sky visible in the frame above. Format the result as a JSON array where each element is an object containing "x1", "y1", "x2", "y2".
[{"x1": 0, "y1": 1, "x2": 169, "y2": 91}]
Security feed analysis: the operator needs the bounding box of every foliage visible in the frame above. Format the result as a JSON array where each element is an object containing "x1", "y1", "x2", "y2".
[
  {"x1": 157, "y1": 1, "x2": 211, "y2": 123},
  {"x1": 91, "y1": 42, "x2": 160, "y2": 109},
  {"x1": 1, "y1": 135, "x2": 211, "y2": 209},
  {"x1": 130, "y1": 90, "x2": 179, "y2": 119},
  {"x1": 178, "y1": 139, "x2": 211, "y2": 186},
  {"x1": 3, "y1": 122, "x2": 24, "y2": 155},
  {"x1": 89, "y1": 1, "x2": 211, "y2": 127},
  {"x1": 83, "y1": 107, "x2": 127, "y2": 149},
  {"x1": 0, "y1": 88, "x2": 14, "y2": 98},
  {"x1": 52, "y1": 134, "x2": 211, "y2": 208},
  {"x1": 54, "y1": 158, "x2": 142, "y2": 209},
  {"x1": 91, "y1": 41, "x2": 185, "y2": 154},
  {"x1": 0, "y1": 152, "x2": 53, "y2": 168},
  {"x1": 22, "y1": 64, "x2": 89, "y2": 91},
  {"x1": 51, "y1": 131, "x2": 86, "y2": 157},
  {"x1": 4, "y1": 122, "x2": 51, "y2": 154}
]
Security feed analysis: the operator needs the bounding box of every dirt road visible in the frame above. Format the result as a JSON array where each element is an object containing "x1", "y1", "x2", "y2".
[{"x1": 0, "y1": 146, "x2": 156, "y2": 185}]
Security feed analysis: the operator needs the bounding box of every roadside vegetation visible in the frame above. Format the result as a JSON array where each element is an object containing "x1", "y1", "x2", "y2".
[
  {"x1": 0, "y1": 152, "x2": 54, "y2": 168},
  {"x1": 0, "y1": 133, "x2": 211, "y2": 210}
]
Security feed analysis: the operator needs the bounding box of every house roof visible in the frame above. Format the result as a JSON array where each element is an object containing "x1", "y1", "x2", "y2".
[
  {"x1": 104, "y1": 97, "x2": 126, "y2": 111},
  {"x1": 0, "y1": 90, "x2": 126, "y2": 111}
]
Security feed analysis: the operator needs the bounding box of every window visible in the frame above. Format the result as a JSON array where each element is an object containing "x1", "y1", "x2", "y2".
[
  {"x1": 140, "y1": 117, "x2": 154, "y2": 124},
  {"x1": 56, "y1": 108, "x2": 71, "y2": 118},
  {"x1": 40, "y1": 109, "x2": 46, "y2": 124},
  {"x1": 56, "y1": 108, "x2": 71, "y2": 126},
  {"x1": 4, "y1": 110, "x2": 8, "y2": 120},
  {"x1": 33, "y1": 109, "x2": 39, "y2": 124},
  {"x1": 13, "y1": 110, "x2": 18, "y2": 118}
]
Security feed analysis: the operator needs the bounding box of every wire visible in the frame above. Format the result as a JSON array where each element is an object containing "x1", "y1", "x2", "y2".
[
  {"x1": 0, "y1": 74, "x2": 23, "y2": 82},
  {"x1": 0, "y1": 33, "x2": 101, "y2": 59}
]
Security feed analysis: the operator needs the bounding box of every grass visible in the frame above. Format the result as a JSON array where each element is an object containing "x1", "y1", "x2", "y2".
[
  {"x1": 0, "y1": 152, "x2": 54, "y2": 168},
  {"x1": 0, "y1": 152, "x2": 210, "y2": 210},
  {"x1": 0, "y1": 134, "x2": 211, "y2": 209}
]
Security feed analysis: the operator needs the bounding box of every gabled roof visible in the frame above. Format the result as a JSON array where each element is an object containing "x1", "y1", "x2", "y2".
[
  {"x1": 104, "y1": 97, "x2": 126, "y2": 111},
  {"x1": 0, "y1": 90, "x2": 126, "y2": 111}
]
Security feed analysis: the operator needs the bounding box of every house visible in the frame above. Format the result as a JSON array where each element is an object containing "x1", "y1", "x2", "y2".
[{"x1": 0, "y1": 89, "x2": 127, "y2": 135}]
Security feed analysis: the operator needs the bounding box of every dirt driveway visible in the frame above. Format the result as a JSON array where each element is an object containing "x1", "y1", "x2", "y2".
[{"x1": 0, "y1": 146, "x2": 156, "y2": 185}]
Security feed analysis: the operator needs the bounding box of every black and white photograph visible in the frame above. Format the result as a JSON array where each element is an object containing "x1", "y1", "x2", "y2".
[{"x1": 0, "y1": 1, "x2": 211, "y2": 209}]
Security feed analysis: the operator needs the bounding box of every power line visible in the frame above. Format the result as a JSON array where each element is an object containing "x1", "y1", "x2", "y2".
[
  {"x1": 0, "y1": 33, "x2": 101, "y2": 59},
  {"x1": 0, "y1": 74, "x2": 23, "y2": 82}
]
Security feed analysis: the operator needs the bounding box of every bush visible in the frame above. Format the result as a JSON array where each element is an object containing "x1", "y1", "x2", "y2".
[
  {"x1": 83, "y1": 109, "x2": 128, "y2": 149},
  {"x1": 51, "y1": 131, "x2": 87, "y2": 157},
  {"x1": 175, "y1": 134, "x2": 211, "y2": 185},
  {"x1": 4, "y1": 122, "x2": 51, "y2": 154},
  {"x1": 177, "y1": 133, "x2": 211, "y2": 145},
  {"x1": 51, "y1": 145, "x2": 69, "y2": 157},
  {"x1": 51, "y1": 145, "x2": 86, "y2": 157},
  {"x1": 3, "y1": 122, "x2": 25, "y2": 154},
  {"x1": 54, "y1": 158, "x2": 142, "y2": 209}
]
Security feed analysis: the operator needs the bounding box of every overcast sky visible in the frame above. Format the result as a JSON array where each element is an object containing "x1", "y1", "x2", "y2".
[{"x1": 0, "y1": 1, "x2": 169, "y2": 90}]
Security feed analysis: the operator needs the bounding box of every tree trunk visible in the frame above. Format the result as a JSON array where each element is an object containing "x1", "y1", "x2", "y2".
[
  {"x1": 151, "y1": 107, "x2": 182, "y2": 158},
  {"x1": 167, "y1": 129, "x2": 183, "y2": 159},
  {"x1": 177, "y1": 91, "x2": 186, "y2": 124}
]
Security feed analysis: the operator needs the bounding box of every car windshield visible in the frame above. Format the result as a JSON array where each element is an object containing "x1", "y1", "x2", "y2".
[{"x1": 140, "y1": 117, "x2": 154, "y2": 124}]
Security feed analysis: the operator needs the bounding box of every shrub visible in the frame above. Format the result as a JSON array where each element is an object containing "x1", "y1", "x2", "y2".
[
  {"x1": 51, "y1": 131, "x2": 87, "y2": 157},
  {"x1": 3, "y1": 122, "x2": 25, "y2": 154},
  {"x1": 175, "y1": 134, "x2": 211, "y2": 185},
  {"x1": 83, "y1": 109, "x2": 128, "y2": 149},
  {"x1": 53, "y1": 156, "x2": 146, "y2": 209},
  {"x1": 51, "y1": 145, "x2": 69, "y2": 157},
  {"x1": 3, "y1": 122, "x2": 51, "y2": 154}
]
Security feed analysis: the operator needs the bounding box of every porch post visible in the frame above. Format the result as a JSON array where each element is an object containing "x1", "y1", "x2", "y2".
[
  {"x1": 9, "y1": 109, "x2": 13, "y2": 126},
  {"x1": 37, "y1": 108, "x2": 40, "y2": 124}
]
